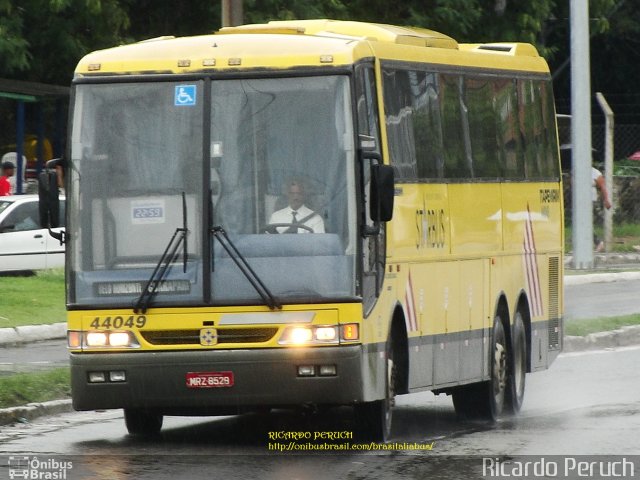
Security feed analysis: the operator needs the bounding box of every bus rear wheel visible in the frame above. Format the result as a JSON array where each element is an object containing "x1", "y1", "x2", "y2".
[
  {"x1": 506, "y1": 311, "x2": 527, "y2": 413},
  {"x1": 124, "y1": 408, "x2": 163, "y2": 436},
  {"x1": 453, "y1": 316, "x2": 507, "y2": 421}
]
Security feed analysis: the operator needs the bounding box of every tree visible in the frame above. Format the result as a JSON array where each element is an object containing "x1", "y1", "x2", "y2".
[
  {"x1": 0, "y1": 1, "x2": 30, "y2": 74},
  {"x1": 1, "y1": 0, "x2": 638, "y2": 108},
  {"x1": 0, "y1": 0, "x2": 129, "y2": 84},
  {"x1": 120, "y1": 0, "x2": 220, "y2": 40},
  {"x1": 243, "y1": 0, "x2": 349, "y2": 23}
]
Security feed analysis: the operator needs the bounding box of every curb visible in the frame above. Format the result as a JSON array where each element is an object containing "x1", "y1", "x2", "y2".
[
  {"x1": 0, "y1": 399, "x2": 73, "y2": 427},
  {"x1": 0, "y1": 322, "x2": 66, "y2": 346},
  {"x1": 564, "y1": 271, "x2": 640, "y2": 286},
  {"x1": 563, "y1": 325, "x2": 640, "y2": 352}
]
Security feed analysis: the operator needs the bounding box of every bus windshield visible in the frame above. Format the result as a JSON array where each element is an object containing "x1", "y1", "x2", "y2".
[{"x1": 67, "y1": 75, "x2": 357, "y2": 308}]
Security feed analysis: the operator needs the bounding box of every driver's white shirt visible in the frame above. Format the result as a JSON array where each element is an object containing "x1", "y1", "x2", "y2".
[{"x1": 269, "y1": 204, "x2": 325, "y2": 233}]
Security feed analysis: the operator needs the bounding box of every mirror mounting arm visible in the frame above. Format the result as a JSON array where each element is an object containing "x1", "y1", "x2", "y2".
[{"x1": 362, "y1": 224, "x2": 380, "y2": 237}]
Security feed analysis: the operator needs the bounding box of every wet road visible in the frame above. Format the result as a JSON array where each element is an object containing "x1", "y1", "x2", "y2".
[
  {"x1": 564, "y1": 278, "x2": 640, "y2": 320},
  {"x1": 0, "y1": 339, "x2": 67, "y2": 375},
  {"x1": 1, "y1": 347, "x2": 639, "y2": 479}
]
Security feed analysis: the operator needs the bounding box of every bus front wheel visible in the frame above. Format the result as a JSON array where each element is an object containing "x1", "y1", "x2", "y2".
[
  {"x1": 355, "y1": 338, "x2": 395, "y2": 441},
  {"x1": 124, "y1": 408, "x2": 163, "y2": 436}
]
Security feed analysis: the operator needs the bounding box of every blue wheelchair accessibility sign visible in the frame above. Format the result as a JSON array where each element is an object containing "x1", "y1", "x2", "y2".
[{"x1": 175, "y1": 85, "x2": 196, "y2": 106}]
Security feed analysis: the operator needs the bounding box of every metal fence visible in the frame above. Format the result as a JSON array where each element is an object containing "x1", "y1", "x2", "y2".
[{"x1": 558, "y1": 116, "x2": 640, "y2": 252}]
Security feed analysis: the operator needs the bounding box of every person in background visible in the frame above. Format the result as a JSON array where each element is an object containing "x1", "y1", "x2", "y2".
[
  {"x1": 592, "y1": 166, "x2": 612, "y2": 252},
  {"x1": 0, "y1": 161, "x2": 15, "y2": 196}
]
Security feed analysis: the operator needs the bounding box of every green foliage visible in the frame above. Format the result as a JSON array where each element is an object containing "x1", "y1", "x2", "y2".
[
  {"x1": 0, "y1": 368, "x2": 70, "y2": 409},
  {"x1": 614, "y1": 159, "x2": 640, "y2": 176},
  {"x1": 244, "y1": 0, "x2": 349, "y2": 22},
  {"x1": 564, "y1": 314, "x2": 640, "y2": 337},
  {"x1": 0, "y1": 269, "x2": 66, "y2": 328},
  {"x1": 0, "y1": 2, "x2": 31, "y2": 74},
  {"x1": 0, "y1": 0, "x2": 638, "y2": 115},
  {"x1": 22, "y1": 0, "x2": 129, "y2": 84},
  {"x1": 0, "y1": 0, "x2": 129, "y2": 84},
  {"x1": 120, "y1": 0, "x2": 220, "y2": 40}
]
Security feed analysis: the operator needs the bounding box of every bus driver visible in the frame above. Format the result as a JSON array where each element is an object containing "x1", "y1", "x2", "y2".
[{"x1": 268, "y1": 180, "x2": 325, "y2": 233}]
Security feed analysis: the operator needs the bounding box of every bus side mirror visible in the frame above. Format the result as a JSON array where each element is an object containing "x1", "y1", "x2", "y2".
[
  {"x1": 38, "y1": 158, "x2": 63, "y2": 235},
  {"x1": 370, "y1": 164, "x2": 394, "y2": 223}
]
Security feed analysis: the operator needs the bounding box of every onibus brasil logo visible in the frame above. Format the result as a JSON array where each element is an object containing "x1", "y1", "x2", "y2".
[{"x1": 9, "y1": 456, "x2": 73, "y2": 479}]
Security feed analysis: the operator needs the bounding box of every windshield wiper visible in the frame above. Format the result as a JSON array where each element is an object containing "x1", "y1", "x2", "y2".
[
  {"x1": 211, "y1": 226, "x2": 281, "y2": 310},
  {"x1": 134, "y1": 193, "x2": 189, "y2": 314}
]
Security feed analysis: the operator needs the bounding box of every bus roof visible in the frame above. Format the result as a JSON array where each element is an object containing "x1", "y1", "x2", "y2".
[{"x1": 75, "y1": 19, "x2": 549, "y2": 77}]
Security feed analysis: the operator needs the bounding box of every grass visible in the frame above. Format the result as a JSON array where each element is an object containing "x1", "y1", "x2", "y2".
[
  {"x1": 564, "y1": 314, "x2": 640, "y2": 337},
  {"x1": 565, "y1": 222, "x2": 640, "y2": 253},
  {"x1": 0, "y1": 269, "x2": 66, "y2": 328},
  {"x1": 0, "y1": 368, "x2": 70, "y2": 409}
]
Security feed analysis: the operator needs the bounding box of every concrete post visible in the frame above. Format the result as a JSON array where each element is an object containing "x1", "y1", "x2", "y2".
[
  {"x1": 222, "y1": 0, "x2": 243, "y2": 27},
  {"x1": 570, "y1": 0, "x2": 593, "y2": 269}
]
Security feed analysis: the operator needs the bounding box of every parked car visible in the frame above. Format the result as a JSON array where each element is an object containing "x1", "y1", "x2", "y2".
[{"x1": 0, "y1": 194, "x2": 65, "y2": 272}]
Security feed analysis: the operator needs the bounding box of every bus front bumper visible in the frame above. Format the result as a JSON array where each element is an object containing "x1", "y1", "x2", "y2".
[{"x1": 70, "y1": 345, "x2": 368, "y2": 412}]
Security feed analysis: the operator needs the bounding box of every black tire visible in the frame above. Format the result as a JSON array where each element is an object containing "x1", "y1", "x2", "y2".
[
  {"x1": 355, "y1": 337, "x2": 395, "y2": 441},
  {"x1": 506, "y1": 311, "x2": 527, "y2": 414},
  {"x1": 124, "y1": 408, "x2": 163, "y2": 436},
  {"x1": 452, "y1": 316, "x2": 507, "y2": 421},
  {"x1": 485, "y1": 315, "x2": 508, "y2": 420}
]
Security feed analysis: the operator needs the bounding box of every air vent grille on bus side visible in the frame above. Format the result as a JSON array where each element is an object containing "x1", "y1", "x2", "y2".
[{"x1": 548, "y1": 256, "x2": 560, "y2": 349}]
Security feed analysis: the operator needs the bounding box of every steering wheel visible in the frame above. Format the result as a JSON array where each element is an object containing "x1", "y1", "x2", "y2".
[{"x1": 263, "y1": 223, "x2": 314, "y2": 234}]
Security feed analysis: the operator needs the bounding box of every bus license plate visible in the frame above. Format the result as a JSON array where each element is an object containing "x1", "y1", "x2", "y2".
[{"x1": 186, "y1": 371, "x2": 234, "y2": 388}]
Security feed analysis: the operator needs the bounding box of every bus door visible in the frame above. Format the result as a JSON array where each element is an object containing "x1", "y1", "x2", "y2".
[{"x1": 356, "y1": 64, "x2": 386, "y2": 315}]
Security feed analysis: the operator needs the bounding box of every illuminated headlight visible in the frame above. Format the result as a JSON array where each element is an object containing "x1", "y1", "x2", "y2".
[
  {"x1": 290, "y1": 327, "x2": 313, "y2": 344},
  {"x1": 83, "y1": 331, "x2": 140, "y2": 349},
  {"x1": 109, "y1": 332, "x2": 132, "y2": 347},
  {"x1": 86, "y1": 331, "x2": 108, "y2": 347},
  {"x1": 315, "y1": 326, "x2": 338, "y2": 341},
  {"x1": 279, "y1": 326, "x2": 339, "y2": 345}
]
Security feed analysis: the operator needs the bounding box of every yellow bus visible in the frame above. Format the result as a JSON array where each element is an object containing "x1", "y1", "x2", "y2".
[{"x1": 46, "y1": 19, "x2": 563, "y2": 440}]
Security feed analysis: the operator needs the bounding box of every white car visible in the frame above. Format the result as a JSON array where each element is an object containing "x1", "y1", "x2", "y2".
[{"x1": 0, "y1": 194, "x2": 65, "y2": 272}]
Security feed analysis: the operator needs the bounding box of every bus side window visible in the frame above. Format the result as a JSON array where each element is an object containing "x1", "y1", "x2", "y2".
[{"x1": 441, "y1": 74, "x2": 471, "y2": 179}]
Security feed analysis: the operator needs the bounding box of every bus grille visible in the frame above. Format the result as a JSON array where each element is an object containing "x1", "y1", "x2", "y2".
[{"x1": 140, "y1": 328, "x2": 279, "y2": 345}]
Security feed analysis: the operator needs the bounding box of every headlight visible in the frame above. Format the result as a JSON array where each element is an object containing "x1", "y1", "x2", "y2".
[
  {"x1": 85, "y1": 331, "x2": 108, "y2": 346},
  {"x1": 69, "y1": 330, "x2": 140, "y2": 349},
  {"x1": 279, "y1": 325, "x2": 355, "y2": 346},
  {"x1": 289, "y1": 327, "x2": 314, "y2": 344},
  {"x1": 315, "y1": 326, "x2": 337, "y2": 341}
]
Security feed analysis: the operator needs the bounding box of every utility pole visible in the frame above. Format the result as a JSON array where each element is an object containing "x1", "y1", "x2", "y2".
[
  {"x1": 570, "y1": 0, "x2": 593, "y2": 269},
  {"x1": 222, "y1": 0, "x2": 243, "y2": 27}
]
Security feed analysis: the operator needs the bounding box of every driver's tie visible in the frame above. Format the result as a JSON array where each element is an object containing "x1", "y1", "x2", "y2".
[{"x1": 286, "y1": 211, "x2": 299, "y2": 233}]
